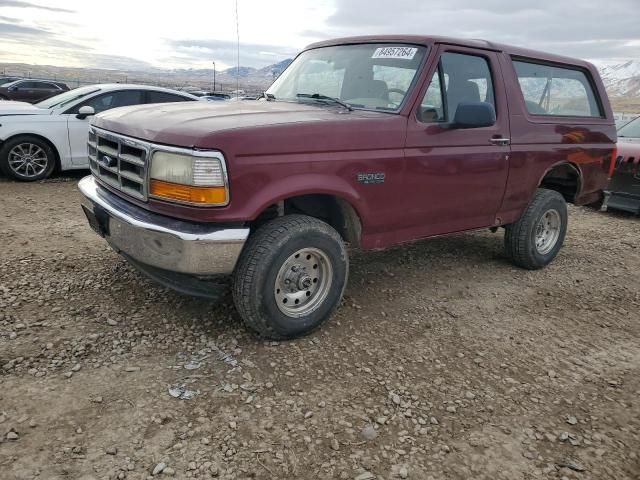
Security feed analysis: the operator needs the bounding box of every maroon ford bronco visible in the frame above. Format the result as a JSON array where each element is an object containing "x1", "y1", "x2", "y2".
[{"x1": 79, "y1": 35, "x2": 616, "y2": 339}]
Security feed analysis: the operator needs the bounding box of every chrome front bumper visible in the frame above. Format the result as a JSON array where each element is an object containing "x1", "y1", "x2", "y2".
[{"x1": 78, "y1": 176, "x2": 249, "y2": 275}]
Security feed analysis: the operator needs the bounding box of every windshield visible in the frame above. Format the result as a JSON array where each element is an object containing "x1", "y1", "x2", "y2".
[
  {"x1": 618, "y1": 116, "x2": 640, "y2": 138},
  {"x1": 35, "y1": 85, "x2": 101, "y2": 109},
  {"x1": 266, "y1": 43, "x2": 427, "y2": 112}
]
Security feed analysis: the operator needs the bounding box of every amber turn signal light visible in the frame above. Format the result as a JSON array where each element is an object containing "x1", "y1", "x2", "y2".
[{"x1": 150, "y1": 179, "x2": 227, "y2": 205}]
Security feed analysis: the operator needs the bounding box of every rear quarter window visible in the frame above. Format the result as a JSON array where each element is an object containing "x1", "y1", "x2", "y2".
[{"x1": 512, "y1": 59, "x2": 602, "y2": 118}]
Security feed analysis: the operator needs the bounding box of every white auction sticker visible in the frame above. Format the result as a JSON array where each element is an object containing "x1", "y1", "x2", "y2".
[{"x1": 371, "y1": 47, "x2": 418, "y2": 60}]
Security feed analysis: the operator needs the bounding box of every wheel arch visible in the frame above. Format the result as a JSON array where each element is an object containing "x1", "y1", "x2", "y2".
[
  {"x1": 250, "y1": 192, "x2": 364, "y2": 248},
  {"x1": 537, "y1": 161, "x2": 582, "y2": 204},
  {"x1": 0, "y1": 132, "x2": 62, "y2": 171}
]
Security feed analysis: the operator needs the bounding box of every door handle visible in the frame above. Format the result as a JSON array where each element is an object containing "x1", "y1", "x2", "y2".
[{"x1": 490, "y1": 137, "x2": 511, "y2": 146}]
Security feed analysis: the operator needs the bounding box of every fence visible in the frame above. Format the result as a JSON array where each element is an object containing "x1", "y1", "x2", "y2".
[{"x1": 0, "y1": 68, "x2": 235, "y2": 92}]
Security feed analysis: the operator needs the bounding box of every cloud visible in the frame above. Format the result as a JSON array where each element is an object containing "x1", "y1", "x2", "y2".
[
  {"x1": 318, "y1": 0, "x2": 640, "y2": 61},
  {"x1": 166, "y1": 38, "x2": 298, "y2": 69},
  {"x1": 0, "y1": 0, "x2": 638, "y2": 72},
  {"x1": 0, "y1": 22, "x2": 91, "y2": 51},
  {"x1": 0, "y1": 0, "x2": 74, "y2": 13},
  {"x1": 60, "y1": 52, "x2": 157, "y2": 71}
]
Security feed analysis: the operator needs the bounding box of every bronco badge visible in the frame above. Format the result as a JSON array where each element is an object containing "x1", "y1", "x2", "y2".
[{"x1": 357, "y1": 172, "x2": 385, "y2": 184}]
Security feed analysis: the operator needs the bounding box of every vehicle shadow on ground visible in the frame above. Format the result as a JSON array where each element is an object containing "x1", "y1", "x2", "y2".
[
  {"x1": 599, "y1": 208, "x2": 640, "y2": 221},
  {"x1": 114, "y1": 229, "x2": 509, "y2": 338}
]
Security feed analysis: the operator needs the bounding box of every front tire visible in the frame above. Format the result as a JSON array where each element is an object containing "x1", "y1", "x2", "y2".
[
  {"x1": 0, "y1": 135, "x2": 56, "y2": 181},
  {"x1": 232, "y1": 214, "x2": 348, "y2": 339},
  {"x1": 504, "y1": 188, "x2": 568, "y2": 270}
]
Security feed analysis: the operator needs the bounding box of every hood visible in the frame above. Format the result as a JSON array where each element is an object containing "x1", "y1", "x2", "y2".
[
  {"x1": 91, "y1": 100, "x2": 384, "y2": 147},
  {"x1": 0, "y1": 101, "x2": 49, "y2": 116}
]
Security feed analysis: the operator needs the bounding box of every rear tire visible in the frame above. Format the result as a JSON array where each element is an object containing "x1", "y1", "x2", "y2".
[
  {"x1": 0, "y1": 135, "x2": 56, "y2": 181},
  {"x1": 232, "y1": 214, "x2": 348, "y2": 339},
  {"x1": 504, "y1": 188, "x2": 568, "y2": 270}
]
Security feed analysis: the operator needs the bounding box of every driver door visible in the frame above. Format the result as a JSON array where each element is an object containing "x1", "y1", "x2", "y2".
[{"x1": 403, "y1": 46, "x2": 511, "y2": 237}]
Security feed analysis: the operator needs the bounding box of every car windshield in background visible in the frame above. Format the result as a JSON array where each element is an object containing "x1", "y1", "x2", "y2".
[
  {"x1": 35, "y1": 86, "x2": 100, "y2": 109},
  {"x1": 618, "y1": 116, "x2": 640, "y2": 138},
  {"x1": 266, "y1": 43, "x2": 427, "y2": 112}
]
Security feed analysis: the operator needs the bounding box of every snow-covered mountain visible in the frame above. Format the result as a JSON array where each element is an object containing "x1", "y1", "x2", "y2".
[
  {"x1": 222, "y1": 59, "x2": 293, "y2": 79},
  {"x1": 595, "y1": 59, "x2": 640, "y2": 97}
]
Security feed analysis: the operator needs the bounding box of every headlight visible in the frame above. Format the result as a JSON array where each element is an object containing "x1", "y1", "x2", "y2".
[{"x1": 149, "y1": 150, "x2": 228, "y2": 206}]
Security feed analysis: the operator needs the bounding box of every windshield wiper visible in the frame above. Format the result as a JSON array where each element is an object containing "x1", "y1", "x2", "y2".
[{"x1": 296, "y1": 93, "x2": 352, "y2": 111}]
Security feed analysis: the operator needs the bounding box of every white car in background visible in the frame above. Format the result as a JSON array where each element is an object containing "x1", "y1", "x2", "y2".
[{"x1": 0, "y1": 84, "x2": 199, "y2": 181}]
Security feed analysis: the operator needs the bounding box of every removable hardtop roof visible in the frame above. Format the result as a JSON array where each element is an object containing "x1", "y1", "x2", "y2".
[{"x1": 304, "y1": 35, "x2": 596, "y2": 70}]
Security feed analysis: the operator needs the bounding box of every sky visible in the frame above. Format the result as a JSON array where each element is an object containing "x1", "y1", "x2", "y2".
[{"x1": 0, "y1": 0, "x2": 639, "y2": 72}]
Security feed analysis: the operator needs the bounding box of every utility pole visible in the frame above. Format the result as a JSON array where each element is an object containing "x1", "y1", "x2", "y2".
[{"x1": 212, "y1": 61, "x2": 216, "y2": 92}]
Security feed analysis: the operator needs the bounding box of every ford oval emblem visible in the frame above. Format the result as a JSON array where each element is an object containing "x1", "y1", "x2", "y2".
[{"x1": 101, "y1": 155, "x2": 116, "y2": 168}]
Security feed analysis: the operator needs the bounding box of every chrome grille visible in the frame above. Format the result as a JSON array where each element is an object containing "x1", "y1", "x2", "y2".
[{"x1": 88, "y1": 127, "x2": 150, "y2": 200}]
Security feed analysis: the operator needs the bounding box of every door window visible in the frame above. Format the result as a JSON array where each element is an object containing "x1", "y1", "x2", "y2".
[
  {"x1": 146, "y1": 91, "x2": 190, "y2": 103},
  {"x1": 32, "y1": 81, "x2": 56, "y2": 89},
  {"x1": 71, "y1": 90, "x2": 144, "y2": 114},
  {"x1": 419, "y1": 52, "x2": 495, "y2": 123},
  {"x1": 513, "y1": 60, "x2": 602, "y2": 117}
]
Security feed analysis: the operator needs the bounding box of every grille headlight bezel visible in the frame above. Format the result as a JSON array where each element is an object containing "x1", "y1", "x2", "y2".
[{"x1": 149, "y1": 148, "x2": 229, "y2": 207}]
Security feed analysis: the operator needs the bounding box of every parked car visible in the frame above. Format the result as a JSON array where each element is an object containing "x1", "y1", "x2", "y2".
[
  {"x1": 0, "y1": 84, "x2": 199, "y2": 181},
  {"x1": 0, "y1": 76, "x2": 22, "y2": 85},
  {"x1": 0, "y1": 79, "x2": 69, "y2": 103},
  {"x1": 79, "y1": 35, "x2": 616, "y2": 339},
  {"x1": 202, "y1": 93, "x2": 232, "y2": 101},
  {"x1": 603, "y1": 116, "x2": 640, "y2": 214}
]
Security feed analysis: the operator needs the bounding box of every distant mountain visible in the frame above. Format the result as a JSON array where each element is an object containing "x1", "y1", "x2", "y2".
[
  {"x1": 255, "y1": 58, "x2": 293, "y2": 77},
  {"x1": 222, "y1": 59, "x2": 293, "y2": 79},
  {"x1": 222, "y1": 66, "x2": 257, "y2": 78},
  {"x1": 596, "y1": 60, "x2": 640, "y2": 97}
]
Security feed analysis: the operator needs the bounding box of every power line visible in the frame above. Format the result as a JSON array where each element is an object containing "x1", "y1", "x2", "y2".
[{"x1": 235, "y1": 0, "x2": 240, "y2": 98}]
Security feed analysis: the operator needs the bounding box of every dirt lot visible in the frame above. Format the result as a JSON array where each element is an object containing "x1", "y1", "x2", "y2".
[{"x1": 1, "y1": 174, "x2": 639, "y2": 480}]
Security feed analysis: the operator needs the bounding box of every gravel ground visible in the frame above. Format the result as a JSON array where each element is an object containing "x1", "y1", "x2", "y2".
[{"x1": 1, "y1": 173, "x2": 639, "y2": 480}]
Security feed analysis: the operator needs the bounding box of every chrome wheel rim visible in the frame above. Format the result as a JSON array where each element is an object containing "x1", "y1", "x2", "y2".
[
  {"x1": 8, "y1": 143, "x2": 48, "y2": 178},
  {"x1": 535, "y1": 209, "x2": 561, "y2": 255},
  {"x1": 274, "y1": 247, "x2": 333, "y2": 317}
]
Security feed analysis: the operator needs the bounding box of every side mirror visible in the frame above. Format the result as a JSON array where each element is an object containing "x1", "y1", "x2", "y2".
[
  {"x1": 9, "y1": 86, "x2": 18, "y2": 91},
  {"x1": 76, "y1": 105, "x2": 95, "y2": 119},
  {"x1": 451, "y1": 102, "x2": 496, "y2": 129}
]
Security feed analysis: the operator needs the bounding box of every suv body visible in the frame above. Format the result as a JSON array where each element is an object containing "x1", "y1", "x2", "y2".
[
  {"x1": 0, "y1": 79, "x2": 69, "y2": 103},
  {"x1": 79, "y1": 36, "x2": 616, "y2": 338}
]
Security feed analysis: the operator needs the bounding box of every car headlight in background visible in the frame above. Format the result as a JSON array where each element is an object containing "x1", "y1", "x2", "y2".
[{"x1": 149, "y1": 150, "x2": 228, "y2": 206}]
